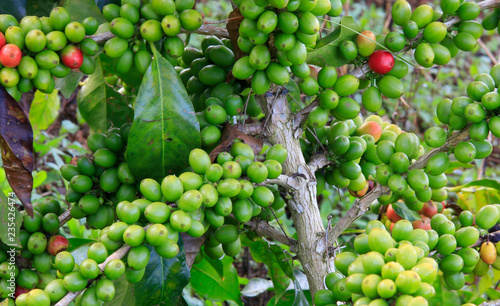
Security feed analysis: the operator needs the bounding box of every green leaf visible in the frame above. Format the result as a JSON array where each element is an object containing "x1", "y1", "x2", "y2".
[
  {"x1": 448, "y1": 179, "x2": 500, "y2": 193},
  {"x1": 104, "y1": 275, "x2": 135, "y2": 306},
  {"x1": 77, "y1": 56, "x2": 134, "y2": 133},
  {"x1": 0, "y1": 190, "x2": 22, "y2": 248},
  {"x1": 307, "y1": 16, "x2": 360, "y2": 67},
  {"x1": 67, "y1": 237, "x2": 95, "y2": 252},
  {"x1": 391, "y1": 201, "x2": 421, "y2": 221},
  {"x1": 445, "y1": 161, "x2": 475, "y2": 173},
  {"x1": 133, "y1": 239, "x2": 190, "y2": 306},
  {"x1": 191, "y1": 255, "x2": 242, "y2": 305},
  {"x1": 29, "y1": 90, "x2": 60, "y2": 133},
  {"x1": 267, "y1": 289, "x2": 312, "y2": 306},
  {"x1": 59, "y1": 0, "x2": 106, "y2": 23},
  {"x1": 269, "y1": 245, "x2": 294, "y2": 280},
  {"x1": 26, "y1": 0, "x2": 57, "y2": 17},
  {"x1": 55, "y1": 70, "x2": 83, "y2": 99},
  {"x1": 126, "y1": 47, "x2": 200, "y2": 181},
  {"x1": 264, "y1": 243, "x2": 290, "y2": 304},
  {"x1": 0, "y1": 0, "x2": 26, "y2": 20}
]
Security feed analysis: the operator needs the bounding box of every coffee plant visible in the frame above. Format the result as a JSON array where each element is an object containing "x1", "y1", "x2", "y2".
[{"x1": 1, "y1": 0, "x2": 500, "y2": 305}]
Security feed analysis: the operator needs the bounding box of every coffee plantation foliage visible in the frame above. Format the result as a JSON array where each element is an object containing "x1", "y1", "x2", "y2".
[{"x1": 1, "y1": 0, "x2": 500, "y2": 305}]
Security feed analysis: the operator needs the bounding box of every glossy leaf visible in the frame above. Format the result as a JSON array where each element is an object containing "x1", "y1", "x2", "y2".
[
  {"x1": 29, "y1": 90, "x2": 60, "y2": 133},
  {"x1": 391, "y1": 201, "x2": 421, "y2": 221},
  {"x1": 55, "y1": 70, "x2": 83, "y2": 99},
  {"x1": 0, "y1": 87, "x2": 34, "y2": 215},
  {"x1": 59, "y1": 0, "x2": 106, "y2": 23},
  {"x1": 77, "y1": 56, "x2": 133, "y2": 133},
  {"x1": 134, "y1": 239, "x2": 190, "y2": 305},
  {"x1": 95, "y1": 0, "x2": 120, "y2": 10},
  {"x1": 448, "y1": 179, "x2": 500, "y2": 193},
  {"x1": 191, "y1": 255, "x2": 242, "y2": 305},
  {"x1": 105, "y1": 275, "x2": 135, "y2": 306},
  {"x1": 27, "y1": 0, "x2": 57, "y2": 17},
  {"x1": 0, "y1": 0, "x2": 27, "y2": 20},
  {"x1": 126, "y1": 47, "x2": 200, "y2": 181},
  {"x1": 0, "y1": 190, "x2": 22, "y2": 248},
  {"x1": 307, "y1": 17, "x2": 360, "y2": 67},
  {"x1": 67, "y1": 237, "x2": 95, "y2": 251}
]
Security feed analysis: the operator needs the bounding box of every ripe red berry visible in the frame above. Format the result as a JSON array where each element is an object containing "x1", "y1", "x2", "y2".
[
  {"x1": 61, "y1": 45, "x2": 83, "y2": 69},
  {"x1": 0, "y1": 44, "x2": 22, "y2": 68},
  {"x1": 368, "y1": 50, "x2": 395, "y2": 74},
  {"x1": 0, "y1": 32, "x2": 6, "y2": 50},
  {"x1": 47, "y1": 235, "x2": 69, "y2": 255}
]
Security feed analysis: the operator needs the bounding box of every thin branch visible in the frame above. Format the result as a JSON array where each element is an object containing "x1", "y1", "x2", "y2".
[
  {"x1": 85, "y1": 31, "x2": 115, "y2": 44},
  {"x1": 327, "y1": 125, "x2": 472, "y2": 246},
  {"x1": 293, "y1": 100, "x2": 319, "y2": 130},
  {"x1": 477, "y1": 39, "x2": 498, "y2": 65},
  {"x1": 58, "y1": 209, "x2": 72, "y2": 227},
  {"x1": 86, "y1": 25, "x2": 229, "y2": 45},
  {"x1": 471, "y1": 230, "x2": 500, "y2": 248},
  {"x1": 54, "y1": 225, "x2": 151, "y2": 306},
  {"x1": 246, "y1": 220, "x2": 298, "y2": 252},
  {"x1": 181, "y1": 24, "x2": 230, "y2": 38}
]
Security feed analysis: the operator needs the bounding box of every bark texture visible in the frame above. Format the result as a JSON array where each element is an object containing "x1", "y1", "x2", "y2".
[{"x1": 259, "y1": 87, "x2": 328, "y2": 295}]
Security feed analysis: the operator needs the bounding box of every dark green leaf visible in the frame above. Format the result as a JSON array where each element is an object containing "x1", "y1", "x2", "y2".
[
  {"x1": 267, "y1": 289, "x2": 312, "y2": 306},
  {"x1": 0, "y1": 1, "x2": 26, "y2": 20},
  {"x1": 55, "y1": 70, "x2": 83, "y2": 99},
  {"x1": 95, "y1": 0, "x2": 120, "y2": 10},
  {"x1": 307, "y1": 17, "x2": 360, "y2": 67},
  {"x1": 29, "y1": 90, "x2": 60, "y2": 133},
  {"x1": 26, "y1": 0, "x2": 56, "y2": 17},
  {"x1": 99, "y1": 54, "x2": 143, "y2": 89},
  {"x1": 67, "y1": 237, "x2": 95, "y2": 251},
  {"x1": 0, "y1": 87, "x2": 34, "y2": 215},
  {"x1": 77, "y1": 56, "x2": 134, "y2": 133},
  {"x1": 448, "y1": 179, "x2": 500, "y2": 193},
  {"x1": 269, "y1": 244, "x2": 294, "y2": 280},
  {"x1": 263, "y1": 243, "x2": 290, "y2": 304},
  {"x1": 191, "y1": 255, "x2": 242, "y2": 305},
  {"x1": 104, "y1": 275, "x2": 135, "y2": 306},
  {"x1": 445, "y1": 161, "x2": 475, "y2": 173},
  {"x1": 391, "y1": 201, "x2": 421, "y2": 221},
  {"x1": 59, "y1": 0, "x2": 106, "y2": 23},
  {"x1": 126, "y1": 47, "x2": 200, "y2": 181},
  {"x1": 0, "y1": 190, "x2": 22, "y2": 248},
  {"x1": 134, "y1": 238, "x2": 190, "y2": 306}
]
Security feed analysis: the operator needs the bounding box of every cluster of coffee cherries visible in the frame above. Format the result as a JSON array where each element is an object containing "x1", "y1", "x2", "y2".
[{"x1": 0, "y1": 7, "x2": 99, "y2": 98}]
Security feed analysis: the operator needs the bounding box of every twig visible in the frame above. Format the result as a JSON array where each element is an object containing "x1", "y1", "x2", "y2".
[
  {"x1": 294, "y1": 100, "x2": 319, "y2": 130},
  {"x1": 477, "y1": 39, "x2": 498, "y2": 65},
  {"x1": 181, "y1": 24, "x2": 230, "y2": 38},
  {"x1": 54, "y1": 225, "x2": 151, "y2": 306},
  {"x1": 86, "y1": 25, "x2": 230, "y2": 45},
  {"x1": 246, "y1": 220, "x2": 298, "y2": 252},
  {"x1": 58, "y1": 209, "x2": 72, "y2": 227}
]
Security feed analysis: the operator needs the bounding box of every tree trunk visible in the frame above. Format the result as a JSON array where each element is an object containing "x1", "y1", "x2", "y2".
[{"x1": 259, "y1": 87, "x2": 328, "y2": 296}]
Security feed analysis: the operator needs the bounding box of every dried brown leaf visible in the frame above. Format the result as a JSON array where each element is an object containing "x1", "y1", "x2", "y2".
[
  {"x1": 209, "y1": 123, "x2": 263, "y2": 162},
  {"x1": 0, "y1": 88, "x2": 34, "y2": 216}
]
